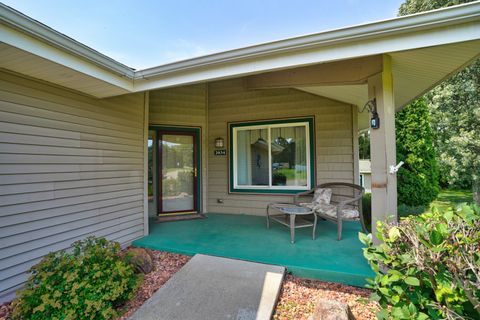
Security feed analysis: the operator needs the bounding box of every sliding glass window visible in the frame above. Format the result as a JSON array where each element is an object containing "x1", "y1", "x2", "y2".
[{"x1": 230, "y1": 118, "x2": 315, "y2": 193}]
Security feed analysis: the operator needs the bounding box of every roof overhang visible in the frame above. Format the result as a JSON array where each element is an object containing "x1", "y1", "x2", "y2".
[{"x1": 1, "y1": 1, "x2": 479, "y2": 107}]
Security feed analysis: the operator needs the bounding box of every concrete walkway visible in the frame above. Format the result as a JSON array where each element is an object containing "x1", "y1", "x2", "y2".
[{"x1": 128, "y1": 254, "x2": 285, "y2": 320}]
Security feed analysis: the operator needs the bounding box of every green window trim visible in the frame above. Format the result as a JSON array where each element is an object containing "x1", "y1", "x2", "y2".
[{"x1": 229, "y1": 117, "x2": 315, "y2": 194}]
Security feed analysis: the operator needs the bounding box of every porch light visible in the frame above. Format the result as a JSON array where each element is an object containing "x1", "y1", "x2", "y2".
[
  {"x1": 215, "y1": 137, "x2": 224, "y2": 148},
  {"x1": 361, "y1": 98, "x2": 380, "y2": 129}
]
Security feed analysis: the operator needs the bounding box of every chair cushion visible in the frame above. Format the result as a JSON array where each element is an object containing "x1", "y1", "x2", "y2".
[
  {"x1": 299, "y1": 202, "x2": 316, "y2": 210},
  {"x1": 314, "y1": 204, "x2": 337, "y2": 217},
  {"x1": 341, "y1": 208, "x2": 360, "y2": 219},
  {"x1": 313, "y1": 204, "x2": 360, "y2": 219},
  {"x1": 312, "y1": 188, "x2": 332, "y2": 205}
]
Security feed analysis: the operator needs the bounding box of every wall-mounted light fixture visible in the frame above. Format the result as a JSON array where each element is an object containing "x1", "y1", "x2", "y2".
[
  {"x1": 215, "y1": 137, "x2": 224, "y2": 148},
  {"x1": 360, "y1": 98, "x2": 380, "y2": 129}
]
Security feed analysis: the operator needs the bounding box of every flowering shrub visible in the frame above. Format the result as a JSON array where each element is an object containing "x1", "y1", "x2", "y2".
[
  {"x1": 12, "y1": 237, "x2": 142, "y2": 320},
  {"x1": 360, "y1": 204, "x2": 480, "y2": 319}
]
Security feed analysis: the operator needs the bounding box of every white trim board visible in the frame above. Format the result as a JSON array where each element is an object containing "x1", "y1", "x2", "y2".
[{"x1": 1, "y1": 2, "x2": 479, "y2": 98}]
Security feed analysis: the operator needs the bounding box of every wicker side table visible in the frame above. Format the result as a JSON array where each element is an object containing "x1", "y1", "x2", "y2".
[{"x1": 266, "y1": 203, "x2": 317, "y2": 244}]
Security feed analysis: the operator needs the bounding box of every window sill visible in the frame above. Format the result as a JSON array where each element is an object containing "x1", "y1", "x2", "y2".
[{"x1": 230, "y1": 188, "x2": 310, "y2": 195}]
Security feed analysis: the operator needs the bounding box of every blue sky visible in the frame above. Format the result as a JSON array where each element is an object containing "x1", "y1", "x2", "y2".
[{"x1": 3, "y1": 0, "x2": 404, "y2": 69}]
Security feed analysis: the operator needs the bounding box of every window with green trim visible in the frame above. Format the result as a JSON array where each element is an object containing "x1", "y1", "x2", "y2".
[{"x1": 229, "y1": 118, "x2": 315, "y2": 194}]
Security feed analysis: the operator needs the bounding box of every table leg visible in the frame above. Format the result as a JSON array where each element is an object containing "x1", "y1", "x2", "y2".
[
  {"x1": 266, "y1": 205, "x2": 270, "y2": 229},
  {"x1": 312, "y1": 213, "x2": 318, "y2": 240},
  {"x1": 290, "y1": 214, "x2": 296, "y2": 244}
]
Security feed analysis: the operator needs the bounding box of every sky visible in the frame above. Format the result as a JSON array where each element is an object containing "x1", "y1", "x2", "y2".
[{"x1": 3, "y1": 0, "x2": 405, "y2": 70}]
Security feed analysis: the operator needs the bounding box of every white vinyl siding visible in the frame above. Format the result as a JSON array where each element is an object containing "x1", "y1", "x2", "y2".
[{"x1": 0, "y1": 71, "x2": 146, "y2": 298}]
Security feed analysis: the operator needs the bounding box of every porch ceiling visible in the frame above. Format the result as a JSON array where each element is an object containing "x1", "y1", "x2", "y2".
[
  {"x1": 0, "y1": 43, "x2": 132, "y2": 97},
  {"x1": 1, "y1": 1, "x2": 479, "y2": 103},
  {"x1": 294, "y1": 40, "x2": 480, "y2": 130}
]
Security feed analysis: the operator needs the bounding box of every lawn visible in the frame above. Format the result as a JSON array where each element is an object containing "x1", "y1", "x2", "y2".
[
  {"x1": 427, "y1": 189, "x2": 474, "y2": 211},
  {"x1": 398, "y1": 189, "x2": 473, "y2": 217},
  {"x1": 364, "y1": 189, "x2": 474, "y2": 229},
  {"x1": 400, "y1": 189, "x2": 474, "y2": 217}
]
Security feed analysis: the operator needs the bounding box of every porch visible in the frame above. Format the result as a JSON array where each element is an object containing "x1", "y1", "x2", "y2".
[{"x1": 132, "y1": 213, "x2": 374, "y2": 287}]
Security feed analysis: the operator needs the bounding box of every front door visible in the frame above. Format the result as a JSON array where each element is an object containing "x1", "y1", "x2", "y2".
[{"x1": 157, "y1": 130, "x2": 199, "y2": 214}]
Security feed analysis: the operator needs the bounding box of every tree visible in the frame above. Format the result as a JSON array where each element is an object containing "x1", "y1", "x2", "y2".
[
  {"x1": 396, "y1": 98, "x2": 440, "y2": 206},
  {"x1": 359, "y1": 131, "x2": 370, "y2": 160},
  {"x1": 398, "y1": 0, "x2": 480, "y2": 205},
  {"x1": 398, "y1": 0, "x2": 470, "y2": 15},
  {"x1": 427, "y1": 61, "x2": 480, "y2": 195}
]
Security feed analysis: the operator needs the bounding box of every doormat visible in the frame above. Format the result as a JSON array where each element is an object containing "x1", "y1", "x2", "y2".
[
  {"x1": 156, "y1": 213, "x2": 205, "y2": 223},
  {"x1": 128, "y1": 254, "x2": 285, "y2": 320}
]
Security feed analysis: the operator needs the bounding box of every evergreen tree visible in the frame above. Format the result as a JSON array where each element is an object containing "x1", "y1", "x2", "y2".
[
  {"x1": 398, "y1": 0, "x2": 480, "y2": 205},
  {"x1": 396, "y1": 98, "x2": 440, "y2": 206}
]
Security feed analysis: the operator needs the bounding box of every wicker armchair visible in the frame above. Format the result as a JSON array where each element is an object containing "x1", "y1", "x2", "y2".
[{"x1": 294, "y1": 182, "x2": 366, "y2": 240}]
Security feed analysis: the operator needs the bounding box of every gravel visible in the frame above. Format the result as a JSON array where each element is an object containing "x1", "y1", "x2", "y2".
[{"x1": 1, "y1": 250, "x2": 379, "y2": 320}]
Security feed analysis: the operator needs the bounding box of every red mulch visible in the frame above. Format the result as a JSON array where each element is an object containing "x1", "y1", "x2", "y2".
[
  {"x1": 116, "y1": 250, "x2": 190, "y2": 319},
  {"x1": 273, "y1": 275, "x2": 379, "y2": 320},
  {"x1": 0, "y1": 303, "x2": 12, "y2": 320},
  {"x1": 1, "y1": 250, "x2": 379, "y2": 320}
]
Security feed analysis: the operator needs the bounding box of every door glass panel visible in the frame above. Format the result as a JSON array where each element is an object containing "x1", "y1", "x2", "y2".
[{"x1": 161, "y1": 134, "x2": 195, "y2": 212}]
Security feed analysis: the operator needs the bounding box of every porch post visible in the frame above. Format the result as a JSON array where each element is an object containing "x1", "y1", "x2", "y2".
[
  {"x1": 367, "y1": 54, "x2": 397, "y2": 242},
  {"x1": 143, "y1": 91, "x2": 150, "y2": 236}
]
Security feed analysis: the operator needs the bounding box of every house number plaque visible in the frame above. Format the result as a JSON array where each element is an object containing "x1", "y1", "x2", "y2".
[{"x1": 214, "y1": 149, "x2": 227, "y2": 156}]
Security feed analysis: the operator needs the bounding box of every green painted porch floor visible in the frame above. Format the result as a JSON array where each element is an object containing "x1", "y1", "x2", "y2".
[{"x1": 133, "y1": 213, "x2": 374, "y2": 287}]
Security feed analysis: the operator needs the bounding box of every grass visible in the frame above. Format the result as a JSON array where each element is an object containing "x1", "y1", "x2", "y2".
[
  {"x1": 400, "y1": 189, "x2": 473, "y2": 217},
  {"x1": 428, "y1": 189, "x2": 473, "y2": 211},
  {"x1": 363, "y1": 189, "x2": 474, "y2": 229},
  {"x1": 274, "y1": 168, "x2": 307, "y2": 182}
]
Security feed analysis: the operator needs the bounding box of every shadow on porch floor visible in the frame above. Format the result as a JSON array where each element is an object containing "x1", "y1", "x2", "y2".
[{"x1": 132, "y1": 213, "x2": 374, "y2": 287}]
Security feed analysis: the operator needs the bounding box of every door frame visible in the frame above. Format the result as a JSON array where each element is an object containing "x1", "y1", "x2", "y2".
[{"x1": 149, "y1": 125, "x2": 202, "y2": 215}]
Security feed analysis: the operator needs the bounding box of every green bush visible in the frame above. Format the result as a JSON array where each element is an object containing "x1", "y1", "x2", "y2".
[
  {"x1": 12, "y1": 237, "x2": 142, "y2": 320},
  {"x1": 272, "y1": 171, "x2": 287, "y2": 185},
  {"x1": 360, "y1": 204, "x2": 480, "y2": 319},
  {"x1": 396, "y1": 98, "x2": 440, "y2": 206},
  {"x1": 362, "y1": 193, "x2": 426, "y2": 230},
  {"x1": 397, "y1": 203, "x2": 426, "y2": 218},
  {"x1": 362, "y1": 193, "x2": 372, "y2": 232}
]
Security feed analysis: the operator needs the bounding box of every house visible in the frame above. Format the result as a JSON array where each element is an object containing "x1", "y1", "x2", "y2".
[
  {"x1": 1, "y1": 2, "x2": 479, "y2": 301},
  {"x1": 359, "y1": 159, "x2": 372, "y2": 193}
]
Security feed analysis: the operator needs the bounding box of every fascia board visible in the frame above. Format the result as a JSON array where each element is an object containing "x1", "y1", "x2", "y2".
[
  {"x1": 1, "y1": 25, "x2": 135, "y2": 91},
  {"x1": 0, "y1": 3, "x2": 135, "y2": 78},
  {"x1": 132, "y1": 20, "x2": 480, "y2": 92}
]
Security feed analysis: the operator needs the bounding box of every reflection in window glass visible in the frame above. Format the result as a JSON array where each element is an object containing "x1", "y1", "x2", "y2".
[
  {"x1": 148, "y1": 131, "x2": 155, "y2": 199},
  {"x1": 236, "y1": 128, "x2": 268, "y2": 186},
  {"x1": 271, "y1": 126, "x2": 307, "y2": 187},
  {"x1": 232, "y1": 119, "x2": 312, "y2": 191},
  {"x1": 161, "y1": 135, "x2": 195, "y2": 212}
]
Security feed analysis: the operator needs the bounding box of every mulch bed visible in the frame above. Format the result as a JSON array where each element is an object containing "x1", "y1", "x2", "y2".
[
  {"x1": 1, "y1": 249, "x2": 379, "y2": 320},
  {"x1": 0, "y1": 303, "x2": 12, "y2": 320},
  {"x1": 274, "y1": 275, "x2": 379, "y2": 320},
  {"x1": 116, "y1": 250, "x2": 190, "y2": 319},
  {"x1": 0, "y1": 250, "x2": 190, "y2": 320}
]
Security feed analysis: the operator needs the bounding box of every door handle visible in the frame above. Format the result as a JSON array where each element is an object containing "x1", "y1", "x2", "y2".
[{"x1": 194, "y1": 168, "x2": 197, "y2": 177}]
